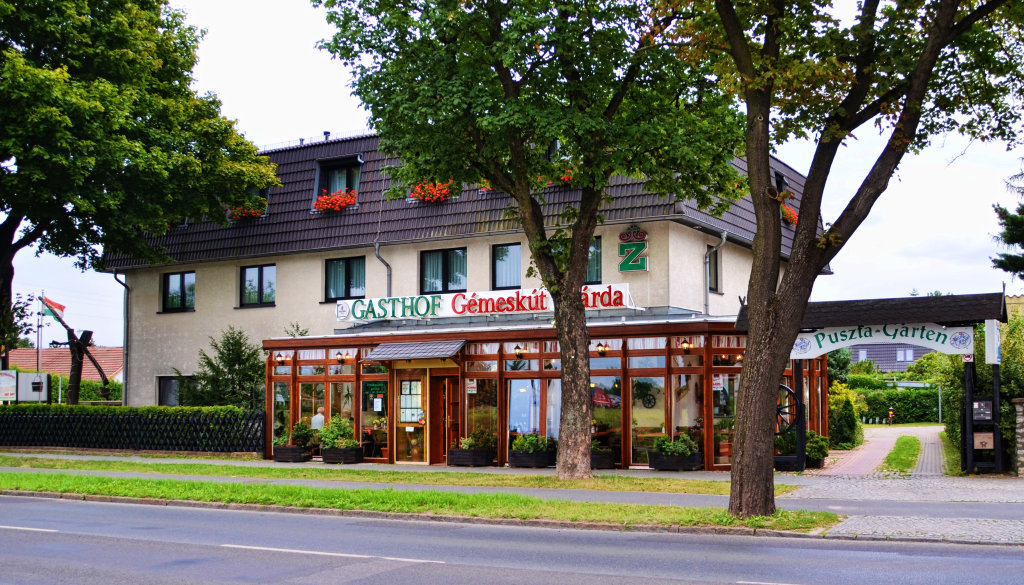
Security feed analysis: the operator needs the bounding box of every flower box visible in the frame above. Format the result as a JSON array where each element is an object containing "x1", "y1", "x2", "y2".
[
  {"x1": 508, "y1": 450, "x2": 550, "y2": 468},
  {"x1": 590, "y1": 449, "x2": 615, "y2": 469},
  {"x1": 447, "y1": 448, "x2": 495, "y2": 467},
  {"x1": 314, "y1": 188, "x2": 357, "y2": 212},
  {"x1": 322, "y1": 446, "x2": 363, "y2": 464},
  {"x1": 273, "y1": 446, "x2": 312, "y2": 463},
  {"x1": 774, "y1": 455, "x2": 805, "y2": 472},
  {"x1": 649, "y1": 451, "x2": 703, "y2": 471},
  {"x1": 409, "y1": 180, "x2": 455, "y2": 203}
]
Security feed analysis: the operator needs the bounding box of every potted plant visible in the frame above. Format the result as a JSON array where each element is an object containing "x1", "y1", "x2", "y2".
[
  {"x1": 448, "y1": 429, "x2": 497, "y2": 466},
  {"x1": 590, "y1": 443, "x2": 615, "y2": 469},
  {"x1": 805, "y1": 430, "x2": 829, "y2": 469},
  {"x1": 714, "y1": 417, "x2": 734, "y2": 459},
  {"x1": 320, "y1": 417, "x2": 363, "y2": 464},
  {"x1": 273, "y1": 422, "x2": 314, "y2": 462},
  {"x1": 509, "y1": 432, "x2": 549, "y2": 468},
  {"x1": 773, "y1": 429, "x2": 801, "y2": 471},
  {"x1": 649, "y1": 434, "x2": 701, "y2": 471}
]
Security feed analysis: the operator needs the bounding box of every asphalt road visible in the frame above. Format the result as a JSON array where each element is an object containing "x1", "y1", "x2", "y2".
[{"x1": 1, "y1": 496, "x2": 1021, "y2": 585}]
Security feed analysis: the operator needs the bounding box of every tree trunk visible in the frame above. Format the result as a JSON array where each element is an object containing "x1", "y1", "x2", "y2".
[
  {"x1": 553, "y1": 287, "x2": 592, "y2": 480},
  {"x1": 67, "y1": 330, "x2": 92, "y2": 405}
]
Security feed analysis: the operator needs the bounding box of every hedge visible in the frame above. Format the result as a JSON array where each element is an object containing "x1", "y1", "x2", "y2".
[
  {"x1": 858, "y1": 388, "x2": 941, "y2": 423},
  {"x1": 0, "y1": 404, "x2": 263, "y2": 452}
]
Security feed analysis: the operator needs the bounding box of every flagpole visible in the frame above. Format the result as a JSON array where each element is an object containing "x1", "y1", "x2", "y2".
[{"x1": 37, "y1": 291, "x2": 43, "y2": 384}]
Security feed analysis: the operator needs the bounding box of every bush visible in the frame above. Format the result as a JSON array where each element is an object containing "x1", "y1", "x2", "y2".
[
  {"x1": 829, "y1": 395, "x2": 861, "y2": 448},
  {"x1": 846, "y1": 373, "x2": 890, "y2": 391},
  {"x1": 653, "y1": 434, "x2": 697, "y2": 456},
  {"x1": 806, "y1": 431, "x2": 830, "y2": 460},
  {"x1": 511, "y1": 432, "x2": 547, "y2": 453},
  {"x1": 318, "y1": 417, "x2": 355, "y2": 449},
  {"x1": 289, "y1": 422, "x2": 315, "y2": 448},
  {"x1": 459, "y1": 428, "x2": 497, "y2": 451},
  {"x1": 860, "y1": 387, "x2": 940, "y2": 423}
]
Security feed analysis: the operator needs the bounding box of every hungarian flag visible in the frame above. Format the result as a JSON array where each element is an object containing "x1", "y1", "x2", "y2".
[{"x1": 41, "y1": 296, "x2": 65, "y2": 320}]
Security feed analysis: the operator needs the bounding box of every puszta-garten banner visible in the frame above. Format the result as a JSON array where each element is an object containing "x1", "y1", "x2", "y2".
[
  {"x1": 790, "y1": 323, "x2": 974, "y2": 359},
  {"x1": 336, "y1": 284, "x2": 637, "y2": 322}
]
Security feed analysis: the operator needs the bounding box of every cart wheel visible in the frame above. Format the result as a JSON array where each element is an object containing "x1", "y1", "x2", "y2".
[
  {"x1": 642, "y1": 394, "x2": 657, "y2": 409},
  {"x1": 776, "y1": 384, "x2": 798, "y2": 436}
]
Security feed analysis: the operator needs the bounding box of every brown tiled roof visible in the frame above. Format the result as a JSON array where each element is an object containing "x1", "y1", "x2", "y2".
[
  {"x1": 734, "y1": 293, "x2": 1007, "y2": 332},
  {"x1": 8, "y1": 347, "x2": 124, "y2": 382},
  {"x1": 102, "y1": 134, "x2": 809, "y2": 271}
]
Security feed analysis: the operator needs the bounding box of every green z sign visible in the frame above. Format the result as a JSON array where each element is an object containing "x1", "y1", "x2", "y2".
[{"x1": 618, "y1": 241, "x2": 648, "y2": 272}]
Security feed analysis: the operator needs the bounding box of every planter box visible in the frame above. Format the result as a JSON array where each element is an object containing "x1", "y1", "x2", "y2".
[
  {"x1": 448, "y1": 448, "x2": 495, "y2": 467},
  {"x1": 273, "y1": 446, "x2": 312, "y2": 463},
  {"x1": 322, "y1": 447, "x2": 363, "y2": 464},
  {"x1": 774, "y1": 455, "x2": 805, "y2": 472},
  {"x1": 805, "y1": 457, "x2": 824, "y2": 469},
  {"x1": 509, "y1": 450, "x2": 550, "y2": 468},
  {"x1": 590, "y1": 450, "x2": 615, "y2": 469},
  {"x1": 649, "y1": 451, "x2": 703, "y2": 471}
]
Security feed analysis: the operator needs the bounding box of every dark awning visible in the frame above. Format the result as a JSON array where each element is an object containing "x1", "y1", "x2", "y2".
[{"x1": 362, "y1": 340, "x2": 465, "y2": 361}]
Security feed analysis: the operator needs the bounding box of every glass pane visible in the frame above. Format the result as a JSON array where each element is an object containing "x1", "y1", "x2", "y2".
[
  {"x1": 505, "y1": 359, "x2": 538, "y2": 371},
  {"x1": 543, "y1": 341, "x2": 560, "y2": 352},
  {"x1": 713, "y1": 353, "x2": 742, "y2": 366},
  {"x1": 350, "y1": 257, "x2": 366, "y2": 297},
  {"x1": 326, "y1": 259, "x2": 346, "y2": 299},
  {"x1": 298, "y1": 365, "x2": 325, "y2": 376},
  {"x1": 590, "y1": 356, "x2": 621, "y2": 369},
  {"x1": 712, "y1": 374, "x2": 739, "y2": 465},
  {"x1": 466, "y1": 360, "x2": 498, "y2": 373},
  {"x1": 631, "y1": 377, "x2": 666, "y2": 465},
  {"x1": 628, "y1": 337, "x2": 666, "y2": 350},
  {"x1": 545, "y1": 379, "x2": 561, "y2": 440},
  {"x1": 242, "y1": 267, "x2": 259, "y2": 305},
  {"x1": 448, "y1": 248, "x2": 467, "y2": 291},
  {"x1": 299, "y1": 382, "x2": 324, "y2": 427},
  {"x1": 330, "y1": 382, "x2": 353, "y2": 419},
  {"x1": 272, "y1": 382, "x2": 290, "y2": 443},
  {"x1": 590, "y1": 376, "x2": 622, "y2": 465},
  {"x1": 672, "y1": 336, "x2": 705, "y2": 350},
  {"x1": 361, "y1": 380, "x2": 388, "y2": 458},
  {"x1": 396, "y1": 378, "x2": 425, "y2": 463},
  {"x1": 542, "y1": 359, "x2": 561, "y2": 370},
  {"x1": 672, "y1": 354, "x2": 704, "y2": 367},
  {"x1": 422, "y1": 251, "x2": 442, "y2": 293},
  {"x1": 329, "y1": 363, "x2": 355, "y2": 375},
  {"x1": 493, "y1": 244, "x2": 521, "y2": 288},
  {"x1": 466, "y1": 378, "x2": 498, "y2": 449},
  {"x1": 298, "y1": 349, "x2": 325, "y2": 360},
  {"x1": 466, "y1": 343, "x2": 499, "y2": 355},
  {"x1": 672, "y1": 374, "x2": 703, "y2": 451},
  {"x1": 508, "y1": 379, "x2": 541, "y2": 435},
  {"x1": 261, "y1": 265, "x2": 276, "y2": 303},
  {"x1": 183, "y1": 272, "x2": 195, "y2": 308},
  {"x1": 588, "y1": 339, "x2": 622, "y2": 351},
  {"x1": 629, "y1": 356, "x2": 666, "y2": 369},
  {"x1": 166, "y1": 274, "x2": 182, "y2": 309},
  {"x1": 586, "y1": 237, "x2": 601, "y2": 283},
  {"x1": 504, "y1": 341, "x2": 541, "y2": 353}
]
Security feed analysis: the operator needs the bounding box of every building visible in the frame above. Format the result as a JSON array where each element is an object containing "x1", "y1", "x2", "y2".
[
  {"x1": 848, "y1": 343, "x2": 929, "y2": 373},
  {"x1": 8, "y1": 347, "x2": 124, "y2": 383},
  {"x1": 102, "y1": 134, "x2": 828, "y2": 470}
]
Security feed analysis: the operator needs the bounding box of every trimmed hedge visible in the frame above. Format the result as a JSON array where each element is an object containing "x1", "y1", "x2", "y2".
[
  {"x1": 0, "y1": 404, "x2": 263, "y2": 452},
  {"x1": 859, "y1": 388, "x2": 941, "y2": 423}
]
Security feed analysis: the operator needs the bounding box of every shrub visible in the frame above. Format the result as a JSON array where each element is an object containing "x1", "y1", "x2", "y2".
[
  {"x1": 846, "y1": 373, "x2": 890, "y2": 391},
  {"x1": 829, "y1": 395, "x2": 860, "y2": 448},
  {"x1": 653, "y1": 434, "x2": 697, "y2": 456},
  {"x1": 806, "y1": 431, "x2": 830, "y2": 460},
  {"x1": 511, "y1": 432, "x2": 547, "y2": 453},
  {"x1": 290, "y1": 422, "x2": 315, "y2": 448},
  {"x1": 860, "y1": 387, "x2": 940, "y2": 423},
  {"x1": 318, "y1": 417, "x2": 355, "y2": 449},
  {"x1": 459, "y1": 428, "x2": 497, "y2": 451}
]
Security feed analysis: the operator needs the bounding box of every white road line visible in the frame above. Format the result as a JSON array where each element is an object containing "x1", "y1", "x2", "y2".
[
  {"x1": 737, "y1": 581, "x2": 805, "y2": 585},
  {"x1": 0, "y1": 525, "x2": 59, "y2": 533},
  {"x1": 221, "y1": 544, "x2": 445, "y2": 564}
]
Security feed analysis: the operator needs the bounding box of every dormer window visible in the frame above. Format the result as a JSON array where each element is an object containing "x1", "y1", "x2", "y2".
[
  {"x1": 314, "y1": 155, "x2": 362, "y2": 209},
  {"x1": 774, "y1": 170, "x2": 789, "y2": 194}
]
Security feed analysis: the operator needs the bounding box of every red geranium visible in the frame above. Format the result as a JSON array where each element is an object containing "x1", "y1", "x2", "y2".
[
  {"x1": 410, "y1": 180, "x2": 454, "y2": 203},
  {"x1": 314, "y1": 188, "x2": 357, "y2": 212}
]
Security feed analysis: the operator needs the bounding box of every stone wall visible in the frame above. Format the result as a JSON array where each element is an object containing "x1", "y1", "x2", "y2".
[{"x1": 1014, "y1": 398, "x2": 1024, "y2": 474}]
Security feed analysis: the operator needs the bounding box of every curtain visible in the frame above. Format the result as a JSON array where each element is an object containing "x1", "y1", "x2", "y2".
[
  {"x1": 447, "y1": 248, "x2": 467, "y2": 290},
  {"x1": 349, "y1": 257, "x2": 365, "y2": 296},
  {"x1": 326, "y1": 260, "x2": 347, "y2": 299},
  {"x1": 494, "y1": 244, "x2": 521, "y2": 288},
  {"x1": 586, "y1": 238, "x2": 601, "y2": 283},
  {"x1": 422, "y1": 251, "x2": 443, "y2": 292}
]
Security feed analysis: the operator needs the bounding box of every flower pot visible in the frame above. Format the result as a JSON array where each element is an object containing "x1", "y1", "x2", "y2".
[
  {"x1": 805, "y1": 457, "x2": 824, "y2": 469},
  {"x1": 448, "y1": 448, "x2": 495, "y2": 467},
  {"x1": 273, "y1": 446, "x2": 312, "y2": 463},
  {"x1": 322, "y1": 447, "x2": 363, "y2": 464},
  {"x1": 649, "y1": 451, "x2": 703, "y2": 471},
  {"x1": 590, "y1": 450, "x2": 615, "y2": 469},
  {"x1": 509, "y1": 450, "x2": 550, "y2": 468},
  {"x1": 717, "y1": 442, "x2": 732, "y2": 457},
  {"x1": 774, "y1": 455, "x2": 805, "y2": 472}
]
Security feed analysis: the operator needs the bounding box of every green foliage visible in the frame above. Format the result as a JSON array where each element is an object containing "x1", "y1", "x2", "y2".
[
  {"x1": 511, "y1": 433, "x2": 548, "y2": 454},
  {"x1": 7, "y1": 366, "x2": 124, "y2": 402},
  {"x1": 318, "y1": 416, "x2": 355, "y2": 449},
  {"x1": 827, "y1": 348, "x2": 851, "y2": 384},
  {"x1": 177, "y1": 327, "x2": 264, "y2": 410},
  {"x1": 459, "y1": 428, "x2": 497, "y2": 451},
  {"x1": 828, "y1": 394, "x2": 861, "y2": 450},
  {"x1": 0, "y1": 404, "x2": 246, "y2": 416},
  {"x1": 859, "y1": 388, "x2": 941, "y2": 423},
  {"x1": 846, "y1": 374, "x2": 890, "y2": 392},
  {"x1": 653, "y1": 434, "x2": 697, "y2": 456},
  {"x1": 805, "y1": 431, "x2": 829, "y2": 461},
  {"x1": 0, "y1": 294, "x2": 34, "y2": 352},
  {"x1": 993, "y1": 158, "x2": 1024, "y2": 278},
  {"x1": 0, "y1": 0, "x2": 277, "y2": 327},
  {"x1": 284, "y1": 322, "x2": 310, "y2": 337},
  {"x1": 849, "y1": 361, "x2": 879, "y2": 376},
  {"x1": 289, "y1": 422, "x2": 315, "y2": 448}
]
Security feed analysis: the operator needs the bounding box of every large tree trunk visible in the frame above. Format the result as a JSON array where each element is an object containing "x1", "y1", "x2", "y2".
[
  {"x1": 67, "y1": 330, "x2": 93, "y2": 405},
  {"x1": 552, "y1": 286, "x2": 592, "y2": 479}
]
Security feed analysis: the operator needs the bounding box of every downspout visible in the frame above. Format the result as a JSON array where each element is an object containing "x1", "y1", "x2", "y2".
[
  {"x1": 113, "y1": 273, "x2": 129, "y2": 406},
  {"x1": 704, "y1": 231, "x2": 727, "y2": 316},
  {"x1": 374, "y1": 242, "x2": 392, "y2": 297}
]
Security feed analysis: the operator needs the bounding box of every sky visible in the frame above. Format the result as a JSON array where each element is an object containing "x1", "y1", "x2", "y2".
[{"x1": 13, "y1": 0, "x2": 1024, "y2": 348}]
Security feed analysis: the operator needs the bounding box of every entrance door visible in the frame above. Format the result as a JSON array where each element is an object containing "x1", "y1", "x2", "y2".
[{"x1": 429, "y1": 375, "x2": 459, "y2": 464}]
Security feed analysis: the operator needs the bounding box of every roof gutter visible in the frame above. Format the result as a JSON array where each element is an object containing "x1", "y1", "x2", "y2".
[
  {"x1": 705, "y1": 231, "x2": 727, "y2": 315},
  {"x1": 113, "y1": 272, "x2": 129, "y2": 406},
  {"x1": 374, "y1": 242, "x2": 392, "y2": 297}
]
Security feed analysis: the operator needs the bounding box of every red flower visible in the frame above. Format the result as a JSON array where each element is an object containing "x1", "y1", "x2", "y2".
[
  {"x1": 781, "y1": 203, "x2": 798, "y2": 226},
  {"x1": 314, "y1": 188, "x2": 357, "y2": 212},
  {"x1": 410, "y1": 180, "x2": 455, "y2": 203}
]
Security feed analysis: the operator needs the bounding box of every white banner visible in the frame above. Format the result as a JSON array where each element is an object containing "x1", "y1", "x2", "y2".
[
  {"x1": 790, "y1": 323, "x2": 974, "y2": 359},
  {"x1": 985, "y1": 319, "x2": 1001, "y2": 365},
  {"x1": 337, "y1": 283, "x2": 638, "y2": 322},
  {"x1": 0, "y1": 370, "x2": 15, "y2": 401}
]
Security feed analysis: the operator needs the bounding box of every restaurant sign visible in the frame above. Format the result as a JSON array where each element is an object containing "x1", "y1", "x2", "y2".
[
  {"x1": 337, "y1": 284, "x2": 638, "y2": 322},
  {"x1": 790, "y1": 323, "x2": 974, "y2": 359}
]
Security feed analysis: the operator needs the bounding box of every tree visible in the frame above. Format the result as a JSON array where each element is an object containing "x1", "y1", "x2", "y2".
[
  {"x1": 0, "y1": 0, "x2": 278, "y2": 342},
  {"x1": 316, "y1": 0, "x2": 746, "y2": 479},
  {"x1": 0, "y1": 293, "x2": 33, "y2": 366},
  {"x1": 177, "y1": 326, "x2": 264, "y2": 410},
  {"x1": 672, "y1": 1, "x2": 1024, "y2": 516},
  {"x1": 827, "y1": 348, "x2": 851, "y2": 384},
  {"x1": 993, "y1": 158, "x2": 1024, "y2": 277}
]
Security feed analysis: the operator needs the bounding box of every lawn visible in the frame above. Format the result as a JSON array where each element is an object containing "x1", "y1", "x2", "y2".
[{"x1": 879, "y1": 436, "x2": 922, "y2": 474}]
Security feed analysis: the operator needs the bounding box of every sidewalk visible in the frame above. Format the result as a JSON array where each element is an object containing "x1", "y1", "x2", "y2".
[{"x1": 2, "y1": 426, "x2": 1022, "y2": 545}]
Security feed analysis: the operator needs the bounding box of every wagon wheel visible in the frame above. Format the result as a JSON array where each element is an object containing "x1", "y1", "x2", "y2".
[
  {"x1": 776, "y1": 384, "x2": 798, "y2": 436},
  {"x1": 642, "y1": 393, "x2": 657, "y2": 409}
]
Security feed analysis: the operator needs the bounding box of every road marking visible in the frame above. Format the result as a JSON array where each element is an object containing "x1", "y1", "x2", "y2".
[
  {"x1": 221, "y1": 544, "x2": 445, "y2": 564},
  {"x1": 738, "y1": 581, "x2": 805, "y2": 585},
  {"x1": 0, "y1": 525, "x2": 58, "y2": 533}
]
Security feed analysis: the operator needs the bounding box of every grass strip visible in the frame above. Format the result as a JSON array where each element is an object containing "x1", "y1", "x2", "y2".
[
  {"x1": 0, "y1": 455, "x2": 795, "y2": 497},
  {"x1": 939, "y1": 432, "x2": 965, "y2": 477},
  {"x1": 879, "y1": 436, "x2": 921, "y2": 474},
  {"x1": 0, "y1": 471, "x2": 836, "y2": 532}
]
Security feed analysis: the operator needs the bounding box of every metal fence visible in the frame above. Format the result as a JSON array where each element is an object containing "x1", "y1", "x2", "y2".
[{"x1": 0, "y1": 410, "x2": 264, "y2": 453}]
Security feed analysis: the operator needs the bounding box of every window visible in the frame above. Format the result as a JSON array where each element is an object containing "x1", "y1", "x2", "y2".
[
  {"x1": 158, "y1": 376, "x2": 183, "y2": 406},
  {"x1": 774, "y1": 170, "x2": 789, "y2": 193},
  {"x1": 240, "y1": 264, "x2": 276, "y2": 306},
  {"x1": 897, "y1": 348, "x2": 914, "y2": 362},
  {"x1": 421, "y1": 248, "x2": 467, "y2": 294},
  {"x1": 492, "y1": 243, "x2": 521, "y2": 290},
  {"x1": 162, "y1": 271, "x2": 195, "y2": 312},
  {"x1": 315, "y1": 157, "x2": 361, "y2": 204},
  {"x1": 858, "y1": 349, "x2": 868, "y2": 362},
  {"x1": 585, "y1": 237, "x2": 601, "y2": 284},
  {"x1": 707, "y1": 245, "x2": 720, "y2": 292},
  {"x1": 326, "y1": 257, "x2": 366, "y2": 300}
]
